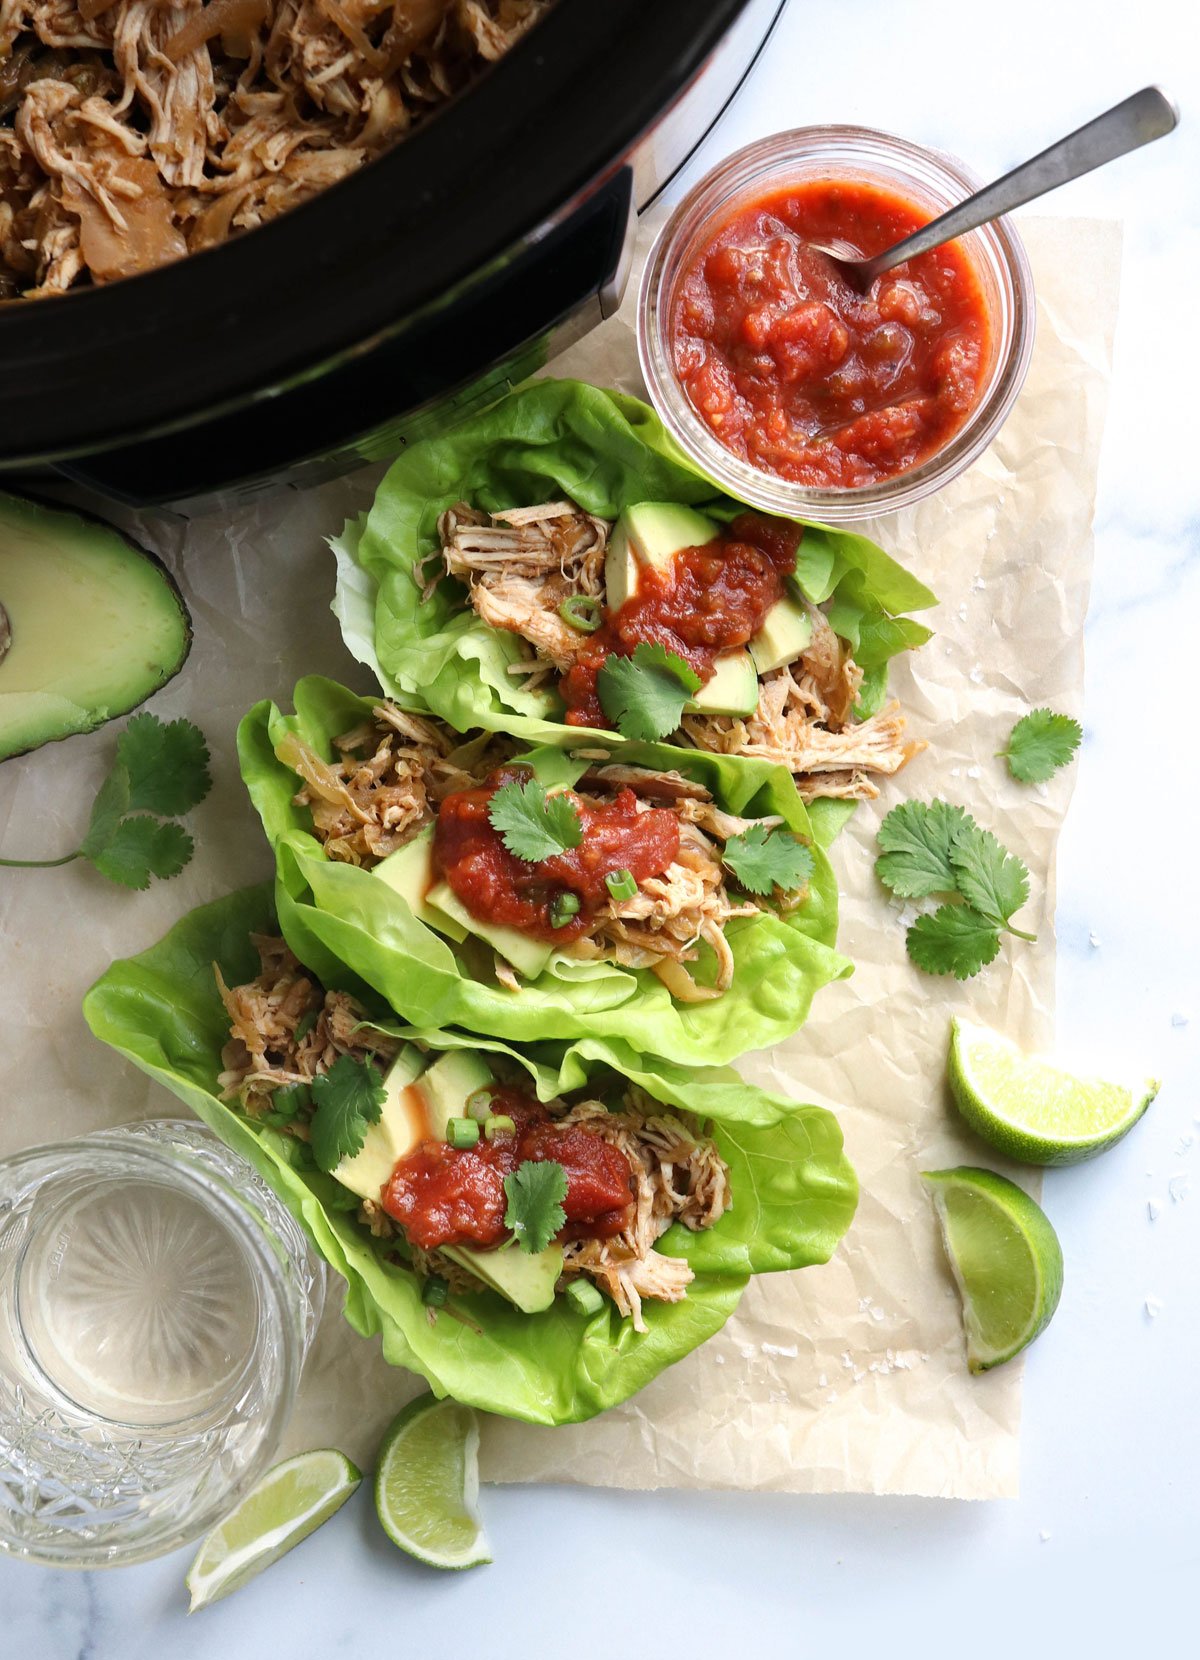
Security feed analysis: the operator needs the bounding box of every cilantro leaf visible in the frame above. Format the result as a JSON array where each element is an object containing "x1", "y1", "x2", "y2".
[
  {"x1": 118, "y1": 713, "x2": 212, "y2": 816},
  {"x1": 875, "y1": 799, "x2": 973, "y2": 898},
  {"x1": 596, "y1": 643, "x2": 702, "y2": 741},
  {"x1": 90, "y1": 817, "x2": 193, "y2": 889},
  {"x1": 309, "y1": 1055, "x2": 387, "y2": 1172},
  {"x1": 79, "y1": 765, "x2": 131, "y2": 861},
  {"x1": 906, "y1": 904, "x2": 1001, "y2": 980},
  {"x1": 949, "y1": 823, "x2": 1033, "y2": 935},
  {"x1": 503, "y1": 1160, "x2": 568, "y2": 1254},
  {"x1": 1000, "y1": 708, "x2": 1082, "y2": 784},
  {"x1": 722, "y1": 825, "x2": 815, "y2": 896},
  {"x1": 487, "y1": 776, "x2": 583, "y2": 863}
]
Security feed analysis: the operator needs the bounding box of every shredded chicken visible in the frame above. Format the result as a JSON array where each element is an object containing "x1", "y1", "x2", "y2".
[
  {"x1": 435, "y1": 496, "x2": 924, "y2": 802},
  {"x1": 216, "y1": 932, "x2": 398, "y2": 1114},
  {"x1": 1, "y1": 0, "x2": 550, "y2": 296},
  {"x1": 218, "y1": 937, "x2": 732, "y2": 1329},
  {"x1": 286, "y1": 709, "x2": 781, "y2": 995}
]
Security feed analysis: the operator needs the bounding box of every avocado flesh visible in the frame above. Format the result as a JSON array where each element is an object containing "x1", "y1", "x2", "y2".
[
  {"x1": 333, "y1": 1047, "x2": 429, "y2": 1201},
  {"x1": 0, "y1": 491, "x2": 191, "y2": 762},
  {"x1": 750, "y1": 595, "x2": 814, "y2": 676},
  {"x1": 425, "y1": 880, "x2": 554, "y2": 981},
  {"x1": 414, "y1": 1053, "x2": 562, "y2": 1313},
  {"x1": 688, "y1": 649, "x2": 759, "y2": 716},
  {"x1": 374, "y1": 828, "x2": 468, "y2": 942},
  {"x1": 605, "y1": 501, "x2": 720, "y2": 612}
]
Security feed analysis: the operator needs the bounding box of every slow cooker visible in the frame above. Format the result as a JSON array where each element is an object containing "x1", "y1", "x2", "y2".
[{"x1": 0, "y1": 0, "x2": 784, "y2": 513}]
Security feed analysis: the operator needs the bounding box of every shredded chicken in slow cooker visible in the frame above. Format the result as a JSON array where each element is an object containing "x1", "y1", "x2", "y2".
[{"x1": 0, "y1": 0, "x2": 549, "y2": 298}]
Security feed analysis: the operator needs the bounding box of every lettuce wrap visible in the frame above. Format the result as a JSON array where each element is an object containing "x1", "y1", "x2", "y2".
[
  {"x1": 331, "y1": 378, "x2": 936, "y2": 824},
  {"x1": 239, "y1": 675, "x2": 852, "y2": 1069},
  {"x1": 82, "y1": 884, "x2": 857, "y2": 1425}
]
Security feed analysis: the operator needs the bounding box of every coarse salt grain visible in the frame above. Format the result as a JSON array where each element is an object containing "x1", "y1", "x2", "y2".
[{"x1": 1145, "y1": 1296, "x2": 1163, "y2": 1319}]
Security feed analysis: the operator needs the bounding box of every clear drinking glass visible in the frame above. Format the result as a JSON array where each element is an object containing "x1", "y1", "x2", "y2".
[{"x1": 0, "y1": 1118, "x2": 325, "y2": 1568}]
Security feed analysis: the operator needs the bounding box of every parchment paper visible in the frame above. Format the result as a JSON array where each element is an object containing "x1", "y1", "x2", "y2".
[{"x1": 0, "y1": 217, "x2": 1119, "y2": 1500}]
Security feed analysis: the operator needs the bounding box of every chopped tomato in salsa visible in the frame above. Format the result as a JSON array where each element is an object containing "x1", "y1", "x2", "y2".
[
  {"x1": 433, "y1": 767, "x2": 680, "y2": 942},
  {"x1": 560, "y1": 512, "x2": 799, "y2": 728},
  {"x1": 381, "y1": 1092, "x2": 635, "y2": 1251},
  {"x1": 671, "y1": 178, "x2": 992, "y2": 488}
]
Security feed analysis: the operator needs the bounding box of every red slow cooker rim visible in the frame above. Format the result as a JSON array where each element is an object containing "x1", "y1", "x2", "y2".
[{"x1": 0, "y1": 0, "x2": 750, "y2": 465}]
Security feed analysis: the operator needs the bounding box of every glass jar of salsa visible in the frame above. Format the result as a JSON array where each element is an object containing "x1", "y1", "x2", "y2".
[{"x1": 638, "y1": 126, "x2": 1035, "y2": 522}]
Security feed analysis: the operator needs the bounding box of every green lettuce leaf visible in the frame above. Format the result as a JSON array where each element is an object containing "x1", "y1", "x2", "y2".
[
  {"x1": 239, "y1": 675, "x2": 851, "y2": 1069},
  {"x1": 330, "y1": 378, "x2": 935, "y2": 774},
  {"x1": 82, "y1": 884, "x2": 856, "y2": 1426}
]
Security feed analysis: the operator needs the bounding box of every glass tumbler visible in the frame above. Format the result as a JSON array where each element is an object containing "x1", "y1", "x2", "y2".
[{"x1": 0, "y1": 1118, "x2": 325, "y2": 1568}]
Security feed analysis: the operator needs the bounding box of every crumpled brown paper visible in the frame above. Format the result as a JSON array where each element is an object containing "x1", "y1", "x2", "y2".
[{"x1": 0, "y1": 217, "x2": 1119, "y2": 1500}]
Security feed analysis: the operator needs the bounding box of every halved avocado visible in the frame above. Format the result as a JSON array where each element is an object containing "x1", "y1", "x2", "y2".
[{"x1": 0, "y1": 491, "x2": 191, "y2": 763}]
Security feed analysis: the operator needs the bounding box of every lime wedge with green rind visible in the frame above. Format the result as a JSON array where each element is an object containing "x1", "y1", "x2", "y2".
[
  {"x1": 924, "y1": 1166, "x2": 1063, "y2": 1373},
  {"x1": 186, "y1": 1448, "x2": 361, "y2": 1612},
  {"x1": 374, "y1": 1393, "x2": 491, "y2": 1570},
  {"x1": 948, "y1": 1018, "x2": 1158, "y2": 1166}
]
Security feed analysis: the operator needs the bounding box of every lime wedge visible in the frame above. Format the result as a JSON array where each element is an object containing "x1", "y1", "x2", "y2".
[
  {"x1": 374, "y1": 1393, "x2": 491, "y2": 1570},
  {"x1": 949, "y1": 1018, "x2": 1158, "y2": 1166},
  {"x1": 186, "y1": 1449, "x2": 361, "y2": 1612},
  {"x1": 923, "y1": 1166, "x2": 1063, "y2": 1372}
]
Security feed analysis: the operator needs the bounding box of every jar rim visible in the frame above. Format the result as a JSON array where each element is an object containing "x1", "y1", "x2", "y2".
[{"x1": 637, "y1": 124, "x2": 1036, "y2": 523}]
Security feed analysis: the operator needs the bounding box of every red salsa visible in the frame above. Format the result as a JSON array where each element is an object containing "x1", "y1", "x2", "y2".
[
  {"x1": 560, "y1": 511, "x2": 800, "y2": 728},
  {"x1": 381, "y1": 1091, "x2": 635, "y2": 1251},
  {"x1": 434, "y1": 766, "x2": 680, "y2": 942},
  {"x1": 671, "y1": 177, "x2": 992, "y2": 488}
]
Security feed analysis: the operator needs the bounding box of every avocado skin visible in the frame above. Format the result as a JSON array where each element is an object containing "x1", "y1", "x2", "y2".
[{"x1": 0, "y1": 489, "x2": 192, "y2": 763}]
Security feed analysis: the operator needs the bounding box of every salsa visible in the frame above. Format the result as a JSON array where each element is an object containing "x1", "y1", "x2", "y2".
[
  {"x1": 381, "y1": 1091, "x2": 635, "y2": 1251},
  {"x1": 434, "y1": 767, "x2": 680, "y2": 942},
  {"x1": 671, "y1": 177, "x2": 992, "y2": 489},
  {"x1": 560, "y1": 511, "x2": 800, "y2": 728}
]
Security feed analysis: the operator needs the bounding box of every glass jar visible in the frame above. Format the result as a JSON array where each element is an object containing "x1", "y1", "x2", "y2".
[
  {"x1": 0, "y1": 1119, "x2": 325, "y2": 1568},
  {"x1": 638, "y1": 125, "x2": 1036, "y2": 522}
]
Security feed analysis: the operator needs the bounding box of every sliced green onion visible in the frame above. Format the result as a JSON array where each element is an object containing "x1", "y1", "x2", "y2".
[
  {"x1": 293, "y1": 1008, "x2": 318, "y2": 1042},
  {"x1": 446, "y1": 1116, "x2": 480, "y2": 1150},
  {"x1": 566, "y1": 1279, "x2": 605, "y2": 1317},
  {"x1": 465, "y1": 1088, "x2": 494, "y2": 1122},
  {"x1": 421, "y1": 1274, "x2": 449, "y2": 1308},
  {"x1": 605, "y1": 868, "x2": 637, "y2": 902},
  {"x1": 559, "y1": 594, "x2": 603, "y2": 634},
  {"x1": 550, "y1": 892, "x2": 582, "y2": 929},
  {"x1": 270, "y1": 1082, "x2": 312, "y2": 1120},
  {"x1": 484, "y1": 1114, "x2": 516, "y2": 1141}
]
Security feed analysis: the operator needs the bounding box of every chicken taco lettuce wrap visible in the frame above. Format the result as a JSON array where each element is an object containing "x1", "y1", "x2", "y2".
[
  {"x1": 332, "y1": 379, "x2": 936, "y2": 835},
  {"x1": 238, "y1": 676, "x2": 851, "y2": 1068},
  {"x1": 83, "y1": 885, "x2": 856, "y2": 1425}
]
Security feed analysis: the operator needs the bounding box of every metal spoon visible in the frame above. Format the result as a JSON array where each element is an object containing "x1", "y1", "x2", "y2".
[{"x1": 812, "y1": 86, "x2": 1180, "y2": 292}]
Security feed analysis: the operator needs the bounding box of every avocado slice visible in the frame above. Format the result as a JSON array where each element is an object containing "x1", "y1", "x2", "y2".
[
  {"x1": 425, "y1": 880, "x2": 555, "y2": 981},
  {"x1": 333, "y1": 1047, "x2": 429, "y2": 1201},
  {"x1": 749, "y1": 595, "x2": 814, "y2": 676},
  {"x1": 0, "y1": 491, "x2": 191, "y2": 763},
  {"x1": 605, "y1": 501, "x2": 720, "y2": 610},
  {"x1": 414, "y1": 1052, "x2": 563, "y2": 1313},
  {"x1": 688, "y1": 649, "x2": 760, "y2": 716},
  {"x1": 374, "y1": 828, "x2": 468, "y2": 942}
]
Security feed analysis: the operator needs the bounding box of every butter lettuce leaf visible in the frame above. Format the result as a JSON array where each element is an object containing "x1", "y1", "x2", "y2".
[
  {"x1": 330, "y1": 378, "x2": 936, "y2": 799},
  {"x1": 82, "y1": 884, "x2": 856, "y2": 1426},
  {"x1": 238, "y1": 676, "x2": 851, "y2": 1069}
]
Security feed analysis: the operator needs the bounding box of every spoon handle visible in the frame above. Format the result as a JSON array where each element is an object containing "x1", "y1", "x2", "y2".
[{"x1": 862, "y1": 85, "x2": 1179, "y2": 282}]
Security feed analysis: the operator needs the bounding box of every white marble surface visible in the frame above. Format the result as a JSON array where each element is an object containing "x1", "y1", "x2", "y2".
[{"x1": 4, "y1": 1, "x2": 1198, "y2": 1652}]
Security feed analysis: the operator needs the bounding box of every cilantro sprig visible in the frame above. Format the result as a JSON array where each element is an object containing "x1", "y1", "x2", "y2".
[
  {"x1": 876, "y1": 799, "x2": 1035, "y2": 980},
  {"x1": 308, "y1": 1055, "x2": 387, "y2": 1172},
  {"x1": 596, "y1": 643, "x2": 701, "y2": 741},
  {"x1": 0, "y1": 712, "x2": 211, "y2": 889},
  {"x1": 504, "y1": 1160, "x2": 568, "y2": 1254},
  {"x1": 722, "y1": 825, "x2": 815, "y2": 897},
  {"x1": 999, "y1": 708, "x2": 1082, "y2": 784},
  {"x1": 487, "y1": 776, "x2": 583, "y2": 863}
]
